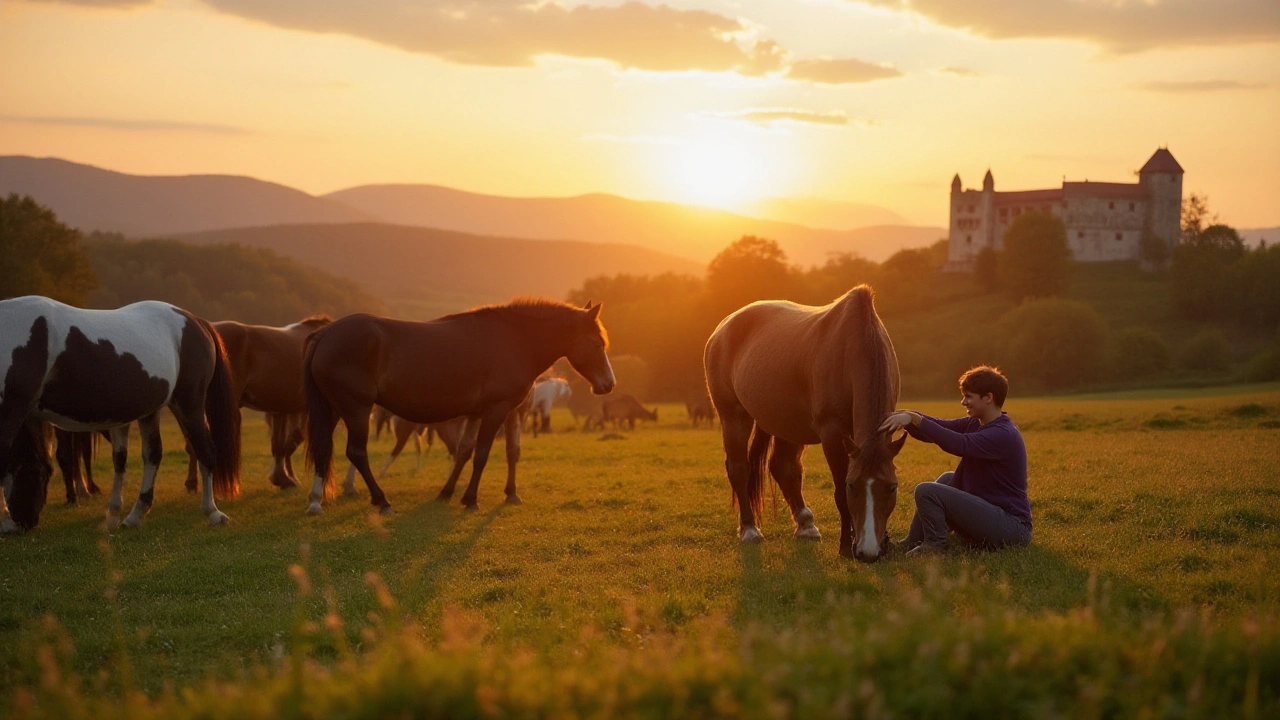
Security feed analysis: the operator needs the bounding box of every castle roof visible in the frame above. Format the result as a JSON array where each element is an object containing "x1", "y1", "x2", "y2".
[
  {"x1": 1139, "y1": 148, "x2": 1184, "y2": 174},
  {"x1": 1063, "y1": 181, "x2": 1148, "y2": 200}
]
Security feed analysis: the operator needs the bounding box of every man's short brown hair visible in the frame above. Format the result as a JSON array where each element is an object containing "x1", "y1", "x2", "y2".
[{"x1": 959, "y1": 366, "x2": 1008, "y2": 406}]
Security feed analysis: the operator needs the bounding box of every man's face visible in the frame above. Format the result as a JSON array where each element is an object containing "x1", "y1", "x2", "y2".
[{"x1": 961, "y1": 390, "x2": 995, "y2": 418}]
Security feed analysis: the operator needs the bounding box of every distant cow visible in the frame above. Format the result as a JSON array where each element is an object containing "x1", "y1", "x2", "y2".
[
  {"x1": 601, "y1": 394, "x2": 658, "y2": 430},
  {"x1": 685, "y1": 395, "x2": 716, "y2": 428}
]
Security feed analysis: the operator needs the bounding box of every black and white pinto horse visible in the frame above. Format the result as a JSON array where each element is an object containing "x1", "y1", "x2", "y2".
[{"x1": 0, "y1": 296, "x2": 241, "y2": 532}]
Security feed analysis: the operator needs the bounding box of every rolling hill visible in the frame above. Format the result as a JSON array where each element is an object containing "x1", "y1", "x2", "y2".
[
  {"x1": 176, "y1": 223, "x2": 704, "y2": 318},
  {"x1": 324, "y1": 183, "x2": 944, "y2": 264},
  {"x1": 0, "y1": 156, "x2": 372, "y2": 236}
]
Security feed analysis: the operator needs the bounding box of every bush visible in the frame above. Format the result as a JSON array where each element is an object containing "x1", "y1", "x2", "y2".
[
  {"x1": 999, "y1": 211, "x2": 1071, "y2": 301},
  {"x1": 608, "y1": 354, "x2": 652, "y2": 400},
  {"x1": 1110, "y1": 327, "x2": 1171, "y2": 381},
  {"x1": 1246, "y1": 329, "x2": 1280, "y2": 381},
  {"x1": 999, "y1": 298, "x2": 1109, "y2": 390},
  {"x1": 1181, "y1": 328, "x2": 1231, "y2": 373}
]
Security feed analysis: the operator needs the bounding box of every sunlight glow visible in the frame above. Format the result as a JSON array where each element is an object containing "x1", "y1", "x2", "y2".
[{"x1": 669, "y1": 134, "x2": 766, "y2": 210}]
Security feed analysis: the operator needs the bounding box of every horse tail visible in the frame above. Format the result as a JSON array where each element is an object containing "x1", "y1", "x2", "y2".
[
  {"x1": 199, "y1": 317, "x2": 242, "y2": 499},
  {"x1": 302, "y1": 329, "x2": 335, "y2": 499},
  {"x1": 744, "y1": 424, "x2": 769, "y2": 521}
]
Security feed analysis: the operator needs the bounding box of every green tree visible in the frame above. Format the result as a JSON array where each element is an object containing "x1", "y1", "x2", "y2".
[
  {"x1": 1110, "y1": 327, "x2": 1171, "y2": 381},
  {"x1": 0, "y1": 194, "x2": 98, "y2": 304},
  {"x1": 1180, "y1": 328, "x2": 1231, "y2": 373},
  {"x1": 1181, "y1": 192, "x2": 1217, "y2": 241},
  {"x1": 999, "y1": 298, "x2": 1108, "y2": 391},
  {"x1": 704, "y1": 235, "x2": 793, "y2": 317},
  {"x1": 973, "y1": 245, "x2": 1000, "y2": 294},
  {"x1": 998, "y1": 211, "x2": 1071, "y2": 301}
]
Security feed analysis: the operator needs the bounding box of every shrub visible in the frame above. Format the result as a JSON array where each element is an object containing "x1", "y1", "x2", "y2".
[
  {"x1": 1246, "y1": 329, "x2": 1280, "y2": 381},
  {"x1": 999, "y1": 298, "x2": 1109, "y2": 390},
  {"x1": 999, "y1": 211, "x2": 1071, "y2": 301},
  {"x1": 608, "y1": 354, "x2": 652, "y2": 400},
  {"x1": 1110, "y1": 327, "x2": 1171, "y2": 381},
  {"x1": 1181, "y1": 328, "x2": 1231, "y2": 373}
]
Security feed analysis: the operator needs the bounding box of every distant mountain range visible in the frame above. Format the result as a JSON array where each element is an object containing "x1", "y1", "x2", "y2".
[{"x1": 1, "y1": 156, "x2": 944, "y2": 266}]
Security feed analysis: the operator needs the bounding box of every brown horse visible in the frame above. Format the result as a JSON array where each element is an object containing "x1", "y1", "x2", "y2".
[
  {"x1": 703, "y1": 286, "x2": 906, "y2": 562},
  {"x1": 184, "y1": 316, "x2": 332, "y2": 492},
  {"x1": 303, "y1": 299, "x2": 614, "y2": 513}
]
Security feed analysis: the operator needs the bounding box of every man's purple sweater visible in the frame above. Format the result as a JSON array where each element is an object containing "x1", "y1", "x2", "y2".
[{"x1": 906, "y1": 413, "x2": 1032, "y2": 526}]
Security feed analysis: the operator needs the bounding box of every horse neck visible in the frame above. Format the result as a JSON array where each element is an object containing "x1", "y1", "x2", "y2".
[
  {"x1": 505, "y1": 313, "x2": 582, "y2": 377},
  {"x1": 826, "y1": 304, "x2": 896, "y2": 444}
]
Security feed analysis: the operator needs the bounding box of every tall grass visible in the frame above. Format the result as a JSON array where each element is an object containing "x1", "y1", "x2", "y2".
[{"x1": 3, "y1": 387, "x2": 1279, "y2": 717}]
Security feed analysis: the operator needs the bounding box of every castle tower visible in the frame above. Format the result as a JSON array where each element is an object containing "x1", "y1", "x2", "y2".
[
  {"x1": 1138, "y1": 148, "x2": 1184, "y2": 252},
  {"x1": 981, "y1": 169, "x2": 996, "y2": 248}
]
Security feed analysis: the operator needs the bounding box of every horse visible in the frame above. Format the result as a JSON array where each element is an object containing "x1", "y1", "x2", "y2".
[
  {"x1": 53, "y1": 427, "x2": 104, "y2": 505},
  {"x1": 184, "y1": 316, "x2": 333, "y2": 492},
  {"x1": 0, "y1": 296, "x2": 241, "y2": 532},
  {"x1": 303, "y1": 298, "x2": 614, "y2": 513},
  {"x1": 526, "y1": 377, "x2": 571, "y2": 437},
  {"x1": 685, "y1": 395, "x2": 716, "y2": 428},
  {"x1": 703, "y1": 285, "x2": 906, "y2": 562},
  {"x1": 601, "y1": 394, "x2": 658, "y2": 430}
]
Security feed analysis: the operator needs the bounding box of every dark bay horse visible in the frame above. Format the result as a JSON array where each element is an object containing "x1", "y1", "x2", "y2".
[
  {"x1": 183, "y1": 316, "x2": 332, "y2": 491},
  {"x1": 0, "y1": 297, "x2": 241, "y2": 531},
  {"x1": 304, "y1": 299, "x2": 614, "y2": 514},
  {"x1": 703, "y1": 286, "x2": 906, "y2": 562}
]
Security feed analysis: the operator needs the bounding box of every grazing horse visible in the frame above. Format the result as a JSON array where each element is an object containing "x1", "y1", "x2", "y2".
[
  {"x1": 184, "y1": 316, "x2": 333, "y2": 491},
  {"x1": 526, "y1": 377, "x2": 571, "y2": 437},
  {"x1": 703, "y1": 286, "x2": 905, "y2": 562},
  {"x1": 304, "y1": 299, "x2": 614, "y2": 514},
  {"x1": 54, "y1": 427, "x2": 104, "y2": 505},
  {"x1": 0, "y1": 296, "x2": 241, "y2": 532},
  {"x1": 686, "y1": 395, "x2": 716, "y2": 428}
]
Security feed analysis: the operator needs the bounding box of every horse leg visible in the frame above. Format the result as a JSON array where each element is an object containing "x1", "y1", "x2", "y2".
[
  {"x1": 183, "y1": 436, "x2": 199, "y2": 494},
  {"x1": 104, "y1": 425, "x2": 130, "y2": 529},
  {"x1": 436, "y1": 417, "x2": 479, "y2": 502},
  {"x1": 340, "y1": 408, "x2": 391, "y2": 514},
  {"x1": 413, "y1": 426, "x2": 429, "y2": 474},
  {"x1": 769, "y1": 438, "x2": 819, "y2": 540},
  {"x1": 170, "y1": 402, "x2": 231, "y2": 526},
  {"x1": 377, "y1": 420, "x2": 414, "y2": 481},
  {"x1": 281, "y1": 414, "x2": 304, "y2": 486},
  {"x1": 820, "y1": 428, "x2": 853, "y2": 559},
  {"x1": 719, "y1": 408, "x2": 763, "y2": 542},
  {"x1": 458, "y1": 411, "x2": 507, "y2": 510},
  {"x1": 54, "y1": 428, "x2": 78, "y2": 506},
  {"x1": 501, "y1": 410, "x2": 522, "y2": 504},
  {"x1": 341, "y1": 463, "x2": 360, "y2": 497},
  {"x1": 80, "y1": 432, "x2": 100, "y2": 496},
  {"x1": 267, "y1": 412, "x2": 299, "y2": 489},
  {"x1": 121, "y1": 413, "x2": 164, "y2": 528},
  {"x1": 306, "y1": 409, "x2": 342, "y2": 514}
]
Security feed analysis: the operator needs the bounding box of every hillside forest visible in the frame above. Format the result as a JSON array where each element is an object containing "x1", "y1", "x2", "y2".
[{"x1": 3, "y1": 192, "x2": 1278, "y2": 400}]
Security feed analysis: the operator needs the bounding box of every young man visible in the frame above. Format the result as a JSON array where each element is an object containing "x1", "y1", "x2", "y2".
[{"x1": 878, "y1": 366, "x2": 1031, "y2": 556}]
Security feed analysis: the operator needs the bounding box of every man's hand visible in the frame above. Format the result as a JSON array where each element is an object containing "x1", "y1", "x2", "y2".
[{"x1": 879, "y1": 411, "x2": 918, "y2": 433}]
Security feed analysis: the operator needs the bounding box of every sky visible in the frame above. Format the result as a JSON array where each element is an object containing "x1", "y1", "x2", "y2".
[{"x1": 1, "y1": 0, "x2": 1278, "y2": 228}]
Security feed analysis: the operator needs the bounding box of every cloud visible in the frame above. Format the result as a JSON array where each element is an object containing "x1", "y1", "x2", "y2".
[
  {"x1": 851, "y1": 0, "x2": 1280, "y2": 52},
  {"x1": 786, "y1": 57, "x2": 902, "y2": 84},
  {"x1": 708, "y1": 108, "x2": 857, "y2": 127},
  {"x1": 1134, "y1": 79, "x2": 1269, "y2": 93},
  {"x1": 939, "y1": 66, "x2": 980, "y2": 77},
  {"x1": 194, "y1": 0, "x2": 789, "y2": 75},
  {"x1": 0, "y1": 114, "x2": 251, "y2": 134}
]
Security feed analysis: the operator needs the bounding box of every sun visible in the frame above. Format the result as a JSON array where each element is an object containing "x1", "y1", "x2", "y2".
[{"x1": 668, "y1": 134, "x2": 767, "y2": 210}]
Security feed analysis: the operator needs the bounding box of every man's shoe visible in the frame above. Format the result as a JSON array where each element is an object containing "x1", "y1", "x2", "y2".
[
  {"x1": 905, "y1": 542, "x2": 946, "y2": 558},
  {"x1": 885, "y1": 538, "x2": 918, "y2": 557}
]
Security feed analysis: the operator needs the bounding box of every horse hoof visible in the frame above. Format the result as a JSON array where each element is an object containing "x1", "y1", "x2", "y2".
[
  {"x1": 208, "y1": 512, "x2": 230, "y2": 526},
  {"x1": 378, "y1": 505, "x2": 394, "y2": 516},
  {"x1": 739, "y1": 526, "x2": 764, "y2": 543},
  {"x1": 306, "y1": 502, "x2": 324, "y2": 516},
  {"x1": 462, "y1": 503, "x2": 478, "y2": 512},
  {"x1": 120, "y1": 518, "x2": 140, "y2": 530},
  {"x1": 794, "y1": 525, "x2": 822, "y2": 540},
  {"x1": 505, "y1": 494, "x2": 522, "y2": 505},
  {"x1": 184, "y1": 484, "x2": 197, "y2": 495},
  {"x1": 0, "y1": 519, "x2": 17, "y2": 534},
  {"x1": 839, "y1": 544, "x2": 854, "y2": 560},
  {"x1": 341, "y1": 487, "x2": 360, "y2": 498},
  {"x1": 65, "y1": 499, "x2": 78, "y2": 508}
]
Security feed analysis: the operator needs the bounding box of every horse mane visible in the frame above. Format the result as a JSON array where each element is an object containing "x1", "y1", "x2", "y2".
[
  {"x1": 846, "y1": 285, "x2": 896, "y2": 457},
  {"x1": 295, "y1": 314, "x2": 334, "y2": 328},
  {"x1": 446, "y1": 297, "x2": 610, "y2": 347}
]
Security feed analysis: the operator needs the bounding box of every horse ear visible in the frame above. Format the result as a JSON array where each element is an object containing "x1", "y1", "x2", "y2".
[
  {"x1": 842, "y1": 434, "x2": 860, "y2": 459},
  {"x1": 585, "y1": 302, "x2": 602, "y2": 321},
  {"x1": 888, "y1": 431, "x2": 907, "y2": 457},
  {"x1": 582, "y1": 300, "x2": 596, "y2": 310}
]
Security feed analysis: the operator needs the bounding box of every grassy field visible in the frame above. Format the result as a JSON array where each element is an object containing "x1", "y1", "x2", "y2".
[{"x1": 2, "y1": 386, "x2": 1278, "y2": 718}]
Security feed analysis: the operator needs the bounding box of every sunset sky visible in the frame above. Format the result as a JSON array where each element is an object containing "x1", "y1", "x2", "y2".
[{"x1": 2, "y1": 0, "x2": 1278, "y2": 228}]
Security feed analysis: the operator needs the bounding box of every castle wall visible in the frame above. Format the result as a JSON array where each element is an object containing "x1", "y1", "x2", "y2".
[{"x1": 1063, "y1": 196, "x2": 1147, "y2": 262}]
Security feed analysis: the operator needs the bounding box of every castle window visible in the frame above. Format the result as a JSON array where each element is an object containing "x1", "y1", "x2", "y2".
[
  {"x1": 966, "y1": 235, "x2": 972, "y2": 244},
  {"x1": 1078, "y1": 231, "x2": 1084, "y2": 239},
  {"x1": 1108, "y1": 202, "x2": 1114, "y2": 210},
  {"x1": 999, "y1": 208, "x2": 1007, "y2": 218},
  {"x1": 1128, "y1": 202, "x2": 1135, "y2": 211},
  {"x1": 1115, "y1": 232, "x2": 1123, "y2": 241}
]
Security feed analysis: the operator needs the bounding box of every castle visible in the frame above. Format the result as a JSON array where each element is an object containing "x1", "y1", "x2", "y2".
[{"x1": 944, "y1": 148, "x2": 1183, "y2": 270}]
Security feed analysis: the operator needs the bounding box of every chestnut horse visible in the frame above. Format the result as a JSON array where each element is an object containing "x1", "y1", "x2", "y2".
[
  {"x1": 703, "y1": 285, "x2": 905, "y2": 562},
  {"x1": 304, "y1": 299, "x2": 614, "y2": 514},
  {"x1": 0, "y1": 297, "x2": 240, "y2": 532},
  {"x1": 183, "y1": 316, "x2": 332, "y2": 492}
]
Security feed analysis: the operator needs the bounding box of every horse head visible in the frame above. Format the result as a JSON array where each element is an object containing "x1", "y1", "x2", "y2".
[
  {"x1": 842, "y1": 431, "x2": 907, "y2": 563},
  {"x1": 6, "y1": 420, "x2": 52, "y2": 531},
  {"x1": 565, "y1": 302, "x2": 615, "y2": 395}
]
